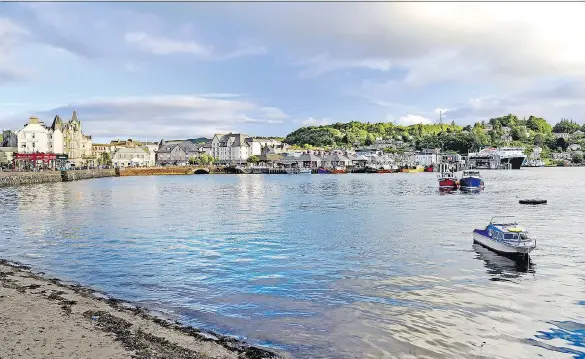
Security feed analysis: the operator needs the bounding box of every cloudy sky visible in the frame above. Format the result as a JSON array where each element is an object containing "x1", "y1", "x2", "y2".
[{"x1": 1, "y1": 2, "x2": 584, "y2": 142}]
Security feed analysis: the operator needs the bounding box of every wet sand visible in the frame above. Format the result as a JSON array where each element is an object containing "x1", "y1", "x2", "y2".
[{"x1": 0, "y1": 260, "x2": 283, "y2": 359}]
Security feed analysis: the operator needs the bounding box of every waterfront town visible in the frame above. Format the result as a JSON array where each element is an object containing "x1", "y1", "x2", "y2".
[{"x1": 0, "y1": 111, "x2": 584, "y2": 173}]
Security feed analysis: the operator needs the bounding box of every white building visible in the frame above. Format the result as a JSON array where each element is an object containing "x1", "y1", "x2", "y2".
[
  {"x1": 16, "y1": 116, "x2": 65, "y2": 154},
  {"x1": 211, "y1": 133, "x2": 284, "y2": 163},
  {"x1": 211, "y1": 133, "x2": 253, "y2": 163},
  {"x1": 112, "y1": 147, "x2": 151, "y2": 167},
  {"x1": 142, "y1": 143, "x2": 158, "y2": 166}
]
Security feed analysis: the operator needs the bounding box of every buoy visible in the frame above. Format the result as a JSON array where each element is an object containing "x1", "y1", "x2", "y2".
[{"x1": 519, "y1": 199, "x2": 547, "y2": 205}]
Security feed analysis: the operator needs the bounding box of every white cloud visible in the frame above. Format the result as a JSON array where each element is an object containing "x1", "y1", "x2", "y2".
[
  {"x1": 124, "y1": 31, "x2": 266, "y2": 60},
  {"x1": 444, "y1": 79, "x2": 585, "y2": 124},
  {"x1": 396, "y1": 114, "x2": 433, "y2": 126},
  {"x1": 22, "y1": 94, "x2": 289, "y2": 140},
  {"x1": 300, "y1": 117, "x2": 332, "y2": 126},
  {"x1": 0, "y1": 17, "x2": 30, "y2": 83},
  {"x1": 296, "y1": 54, "x2": 392, "y2": 78},
  {"x1": 236, "y1": 3, "x2": 585, "y2": 84},
  {"x1": 124, "y1": 32, "x2": 211, "y2": 56},
  {"x1": 260, "y1": 107, "x2": 288, "y2": 120}
]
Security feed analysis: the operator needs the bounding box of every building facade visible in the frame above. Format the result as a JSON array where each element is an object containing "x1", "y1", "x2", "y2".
[
  {"x1": 16, "y1": 116, "x2": 67, "y2": 155},
  {"x1": 112, "y1": 147, "x2": 151, "y2": 167},
  {"x1": 62, "y1": 111, "x2": 93, "y2": 165},
  {"x1": 155, "y1": 140, "x2": 200, "y2": 166}
]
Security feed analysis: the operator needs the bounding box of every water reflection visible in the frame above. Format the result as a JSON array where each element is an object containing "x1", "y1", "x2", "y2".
[
  {"x1": 473, "y1": 243, "x2": 535, "y2": 281},
  {"x1": 1, "y1": 168, "x2": 585, "y2": 358},
  {"x1": 528, "y1": 320, "x2": 585, "y2": 359}
]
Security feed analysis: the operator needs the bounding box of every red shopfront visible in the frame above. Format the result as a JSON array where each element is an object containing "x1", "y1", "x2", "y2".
[{"x1": 15, "y1": 152, "x2": 57, "y2": 170}]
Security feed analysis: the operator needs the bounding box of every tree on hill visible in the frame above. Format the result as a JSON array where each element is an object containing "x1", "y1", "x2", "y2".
[
  {"x1": 553, "y1": 118, "x2": 581, "y2": 133},
  {"x1": 364, "y1": 133, "x2": 375, "y2": 146},
  {"x1": 511, "y1": 126, "x2": 528, "y2": 142},
  {"x1": 526, "y1": 116, "x2": 552, "y2": 134},
  {"x1": 282, "y1": 114, "x2": 561, "y2": 155},
  {"x1": 490, "y1": 114, "x2": 518, "y2": 127},
  {"x1": 572, "y1": 152, "x2": 583, "y2": 164}
]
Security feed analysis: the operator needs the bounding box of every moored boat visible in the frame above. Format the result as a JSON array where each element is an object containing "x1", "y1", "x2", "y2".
[
  {"x1": 299, "y1": 168, "x2": 312, "y2": 174},
  {"x1": 472, "y1": 216, "x2": 536, "y2": 258},
  {"x1": 331, "y1": 166, "x2": 347, "y2": 174},
  {"x1": 317, "y1": 167, "x2": 331, "y2": 174},
  {"x1": 401, "y1": 165, "x2": 424, "y2": 173},
  {"x1": 376, "y1": 164, "x2": 393, "y2": 173},
  {"x1": 437, "y1": 172, "x2": 458, "y2": 191},
  {"x1": 459, "y1": 170, "x2": 484, "y2": 192}
]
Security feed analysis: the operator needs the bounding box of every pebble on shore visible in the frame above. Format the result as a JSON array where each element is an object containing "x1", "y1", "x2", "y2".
[{"x1": 0, "y1": 260, "x2": 282, "y2": 359}]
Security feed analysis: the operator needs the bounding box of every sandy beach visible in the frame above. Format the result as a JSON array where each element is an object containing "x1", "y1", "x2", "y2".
[{"x1": 0, "y1": 260, "x2": 282, "y2": 359}]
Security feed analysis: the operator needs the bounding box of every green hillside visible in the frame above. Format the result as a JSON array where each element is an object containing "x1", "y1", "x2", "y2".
[{"x1": 284, "y1": 115, "x2": 585, "y2": 158}]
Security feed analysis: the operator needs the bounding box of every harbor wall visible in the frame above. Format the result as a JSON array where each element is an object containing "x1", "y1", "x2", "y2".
[
  {"x1": 119, "y1": 166, "x2": 212, "y2": 176},
  {"x1": 0, "y1": 169, "x2": 115, "y2": 187},
  {"x1": 62, "y1": 169, "x2": 116, "y2": 182}
]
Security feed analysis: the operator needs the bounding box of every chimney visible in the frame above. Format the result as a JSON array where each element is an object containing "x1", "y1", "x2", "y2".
[{"x1": 29, "y1": 116, "x2": 39, "y2": 125}]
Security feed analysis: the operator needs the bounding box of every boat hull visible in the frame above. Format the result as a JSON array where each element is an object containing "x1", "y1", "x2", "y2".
[
  {"x1": 459, "y1": 177, "x2": 484, "y2": 191},
  {"x1": 506, "y1": 156, "x2": 526, "y2": 170},
  {"x1": 377, "y1": 169, "x2": 393, "y2": 174},
  {"x1": 317, "y1": 168, "x2": 331, "y2": 174},
  {"x1": 331, "y1": 169, "x2": 346, "y2": 174},
  {"x1": 438, "y1": 178, "x2": 458, "y2": 190},
  {"x1": 401, "y1": 167, "x2": 423, "y2": 173},
  {"x1": 472, "y1": 230, "x2": 535, "y2": 256}
]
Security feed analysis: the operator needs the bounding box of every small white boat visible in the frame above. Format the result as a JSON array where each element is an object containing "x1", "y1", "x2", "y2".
[
  {"x1": 299, "y1": 168, "x2": 312, "y2": 174},
  {"x1": 472, "y1": 216, "x2": 536, "y2": 257}
]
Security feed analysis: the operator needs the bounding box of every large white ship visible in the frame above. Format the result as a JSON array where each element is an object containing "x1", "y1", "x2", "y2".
[{"x1": 467, "y1": 147, "x2": 527, "y2": 170}]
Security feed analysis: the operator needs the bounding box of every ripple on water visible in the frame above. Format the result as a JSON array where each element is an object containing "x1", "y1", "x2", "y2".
[{"x1": 1, "y1": 168, "x2": 585, "y2": 358}]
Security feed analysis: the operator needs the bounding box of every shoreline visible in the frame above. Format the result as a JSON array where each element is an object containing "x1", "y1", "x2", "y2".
[
  {"x1": 0, "y1": 165, "x2": 581, "y2": 188},
  {"x1": 0, "y1": 259, "x2": 283, "y2": 359}
]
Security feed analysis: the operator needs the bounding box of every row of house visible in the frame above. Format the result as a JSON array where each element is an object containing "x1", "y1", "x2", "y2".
[
  {"x1": 152, "y1": 134, "x2": 287, "y2": 166},
  {"x1": 253, "y1": 147, "x2": 460, "y2": 169}
]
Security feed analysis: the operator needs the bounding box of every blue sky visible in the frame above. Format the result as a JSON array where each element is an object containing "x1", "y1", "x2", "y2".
[{"x1": 1, "y1": 2, "x2": 585, "y2": 143}]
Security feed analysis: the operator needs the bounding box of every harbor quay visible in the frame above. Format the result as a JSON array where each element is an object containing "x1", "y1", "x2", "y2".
[{"x1": 0, "y1": 168, "x2": 116, "y2": 187}]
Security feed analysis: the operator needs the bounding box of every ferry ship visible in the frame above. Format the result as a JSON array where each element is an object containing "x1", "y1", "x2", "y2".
[{"x1": 467, "y1": 147, "x2": 527, "y2": 170}]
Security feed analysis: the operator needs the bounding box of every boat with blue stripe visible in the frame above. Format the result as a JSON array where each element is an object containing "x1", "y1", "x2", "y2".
[
  {"x1": 473, "y1": 216, "x2": 536, "y2": 258},
  {"x1": 459, "y1": 170, "x2": 484, "y2": 192}
]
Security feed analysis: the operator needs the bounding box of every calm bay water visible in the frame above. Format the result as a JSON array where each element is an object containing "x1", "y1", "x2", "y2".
[{"x1": 1, "y1": 168, "x2": 585, "y2": 358}]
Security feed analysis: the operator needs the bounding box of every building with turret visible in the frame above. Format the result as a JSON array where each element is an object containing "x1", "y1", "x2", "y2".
[{"x1": 62, "y1": 111, "x2": 93, "y2": 166}]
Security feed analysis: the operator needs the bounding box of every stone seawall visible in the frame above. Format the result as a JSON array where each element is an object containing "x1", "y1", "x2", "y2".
[
  {"x1": 0, "y1": 172, "x2": 62, "y2": 187},
  {"x1": 62, "y1": 169, "x2": 116, "y2": 182},
  {"x1": 120, "y1": 166, "x2": 212, "y2": 176},
  {"x1": 0, "y1": 169, "x2": 116, "y2": 187}
]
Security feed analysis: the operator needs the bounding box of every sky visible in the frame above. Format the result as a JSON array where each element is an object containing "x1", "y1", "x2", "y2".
[{"x1": 1, "y1": 2, "x2": 585, "y2": 143}]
